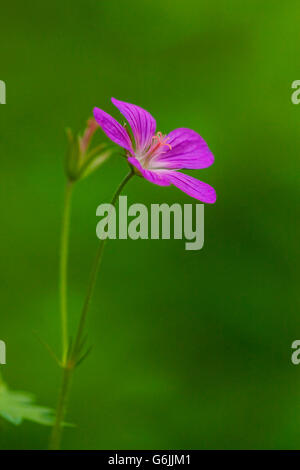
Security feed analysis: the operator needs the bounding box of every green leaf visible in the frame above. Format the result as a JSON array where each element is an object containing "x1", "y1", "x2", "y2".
[{"x1": 0, "y1": 382, "x2": 55, "y2": 426}]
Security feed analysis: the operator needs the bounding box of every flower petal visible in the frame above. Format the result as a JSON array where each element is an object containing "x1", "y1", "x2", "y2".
[
  {"x1": 128, "y1": 157, "x2": 216, "y2": 202},
  {"x1": 154, "y1": 128, "x2": 214, "y2": 170},
  {"x1": 93, "y1": 107, "x2": 133, "y2": 152},
  {"x1": 111, "y1": 98, "x2": 156, "y2": 152},
  {"x1": 165, "y1": 171, "x2": 216, "y2": 203},
  {"x1": 128, "y1": 157, "x2": 171, "y2": 186}
]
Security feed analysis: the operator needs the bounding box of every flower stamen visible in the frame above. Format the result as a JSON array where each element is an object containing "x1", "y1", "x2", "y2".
[{"x1": 137, "y1": 132, "x2": 172, "y2": 168}]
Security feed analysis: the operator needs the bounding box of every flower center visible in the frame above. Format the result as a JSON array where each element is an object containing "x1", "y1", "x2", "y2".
[{"x1": 138, "y1": 132, "x2": 172, "y2": 168}]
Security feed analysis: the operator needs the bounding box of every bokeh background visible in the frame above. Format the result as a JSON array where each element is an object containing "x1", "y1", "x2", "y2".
[{"x1": 0, "y1": 0, "x2": 299, "y2": 450}]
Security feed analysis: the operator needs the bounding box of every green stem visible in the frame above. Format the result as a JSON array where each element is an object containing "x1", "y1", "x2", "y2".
[
  {"x1": 72, "y1": 169, "x2": 134, "y2": 358},
  {"x1": 49, "y1": 366, "x2": 72, "y2": 450},
  {"x1": 60, "y1": 181, "x2": 73, "y2": 365},
  {"x1": 49, "y1": 169, "x2": 134, "y2": 450}
]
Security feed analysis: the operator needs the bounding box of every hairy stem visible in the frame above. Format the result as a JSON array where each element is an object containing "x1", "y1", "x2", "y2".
[{"x1": 49, "y1": 169, "x2": 134, "y2": 450}]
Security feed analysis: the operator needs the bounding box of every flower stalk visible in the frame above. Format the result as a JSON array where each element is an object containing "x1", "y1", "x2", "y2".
[
  {"x1": 49, "y1": 169, "x2": 134, "y2": 450},
  {"x1": 60, "y1": 181, "x2": 74, "y2": 365}
]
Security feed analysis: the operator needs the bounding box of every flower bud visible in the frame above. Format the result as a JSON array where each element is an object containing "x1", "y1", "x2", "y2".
[{"x1": 65, "y1": 118, "x2": 112, "y2": 182}]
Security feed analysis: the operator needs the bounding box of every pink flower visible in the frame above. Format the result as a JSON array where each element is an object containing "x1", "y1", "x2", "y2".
[{"x1": 93, "y1": 98, "x2": 216, "y2": 203}]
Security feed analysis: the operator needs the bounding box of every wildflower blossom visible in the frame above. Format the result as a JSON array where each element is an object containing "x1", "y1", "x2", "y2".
[{"x1": 94, "y1": 98, "x2": 216, "y2": 203}]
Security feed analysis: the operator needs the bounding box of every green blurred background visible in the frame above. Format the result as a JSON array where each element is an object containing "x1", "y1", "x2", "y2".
[{"x1": 0, "y1": 0, "x2": 299, "y2": 450}]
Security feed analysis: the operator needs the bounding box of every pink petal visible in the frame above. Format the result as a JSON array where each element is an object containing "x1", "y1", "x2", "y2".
[
  {"x1": 111, "y1": 98, "x2": 156, "y2": 153},
  {"x1": 128, "y1": 157, "x2": 216, "y2": 203},
  {"x1": 155, "y1": 128, "x2": 214, "y2": 170},
  {"x1": 128, "y1": 157, "x2": 171, "y2": 186},
  {"x1": 165, "y1": 171, "x2": 216, "y2": 203},
  {"x1": 93, "y1": 107, "x2": 133, "y2": 152}
]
